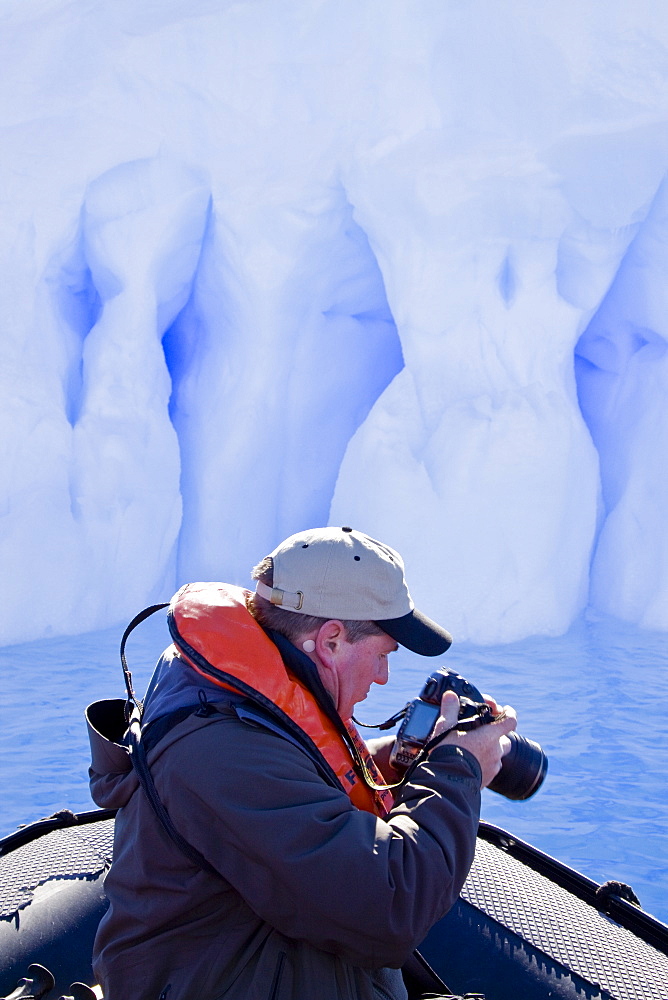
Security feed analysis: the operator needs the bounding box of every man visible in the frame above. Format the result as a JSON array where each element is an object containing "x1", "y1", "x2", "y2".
[{"x1": 88, "y1": 526, "x2": 516, "y2": 1000}]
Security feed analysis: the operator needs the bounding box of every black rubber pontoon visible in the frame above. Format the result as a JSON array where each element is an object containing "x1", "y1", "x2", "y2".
[
  {"x1": 1, "y1": 810, "x2": 667, "y2": 999},
  {"x1": 0, "y1": 811, "x2": 114, "y2": 997},
  {"x1": 423, "y1": 823, "x2": 668, "y2": 1000}
]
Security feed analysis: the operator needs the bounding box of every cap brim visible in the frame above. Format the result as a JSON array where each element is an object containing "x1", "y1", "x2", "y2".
[{"x1": 375, "y1": 608, "x2": 452, "y2": 656}]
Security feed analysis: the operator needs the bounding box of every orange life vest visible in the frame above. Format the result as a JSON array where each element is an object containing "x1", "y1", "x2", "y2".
[{"x1": 168, "y1": 582, "x2": 393, "y2": 817}]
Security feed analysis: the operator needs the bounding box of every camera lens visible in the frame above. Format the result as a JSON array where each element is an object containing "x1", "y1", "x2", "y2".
[{"x1": 487, "y1": 732, "x2": 548, "y2": 800}]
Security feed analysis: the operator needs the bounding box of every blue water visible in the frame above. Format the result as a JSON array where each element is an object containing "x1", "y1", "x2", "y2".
[{"x1": 1, "y1": 610, "x2": 666, "y2": 923}]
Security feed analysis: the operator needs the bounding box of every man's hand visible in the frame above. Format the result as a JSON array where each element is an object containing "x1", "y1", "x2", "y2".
[
  {"x1": 366, "y1": 733, "x2": 401, "y2": 782},
  {"x1": 430, "y1": 690, "x2": 517, "y2": 788}
]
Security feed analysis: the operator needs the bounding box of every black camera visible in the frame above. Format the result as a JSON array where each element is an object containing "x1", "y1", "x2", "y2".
[{"x1": 389, "y1": 667, "x2": 547, "y2": 800}]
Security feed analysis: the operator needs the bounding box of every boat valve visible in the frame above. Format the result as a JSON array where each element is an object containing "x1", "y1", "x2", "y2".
[
  {"x1": 58, "y1": 986, "x2": 98, "y2": 1000},
  {"x1": 1, "y1": 965, "x2": 55, "y2": 1000}
]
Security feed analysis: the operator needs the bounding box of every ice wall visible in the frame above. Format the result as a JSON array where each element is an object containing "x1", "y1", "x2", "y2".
[
  {"x1": 1, "y1": 0, "x2": 667, "y2": 644},
  {"x1": 574, "y1": 169, "x2": 668, "y2": 630}
]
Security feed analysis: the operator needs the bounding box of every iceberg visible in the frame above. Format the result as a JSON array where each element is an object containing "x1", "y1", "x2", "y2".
[{"x1": 0, "y1": 0, "x2": 666, "y2": 644}]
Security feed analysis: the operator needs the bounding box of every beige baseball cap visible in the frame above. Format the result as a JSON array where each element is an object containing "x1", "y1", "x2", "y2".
[{"x1": 255, "y1": 526, "x2": 452, "y2": 656}]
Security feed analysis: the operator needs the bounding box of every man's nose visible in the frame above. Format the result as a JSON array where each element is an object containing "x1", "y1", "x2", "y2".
[{"x1": 375, "y1": 661, "x2": 389, "y2": 685}]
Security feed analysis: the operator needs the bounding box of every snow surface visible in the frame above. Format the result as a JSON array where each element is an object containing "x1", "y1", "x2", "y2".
[{"x1": 1, "y1": 1, "x2": 668, "y2": 644}]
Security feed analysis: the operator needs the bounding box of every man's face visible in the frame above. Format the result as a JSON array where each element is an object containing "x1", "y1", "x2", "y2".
[{"x1": 326, "y1": 631, "x2": 398, "y2": 721}]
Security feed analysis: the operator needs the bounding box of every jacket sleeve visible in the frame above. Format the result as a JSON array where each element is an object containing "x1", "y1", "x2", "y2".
[
  {"x1": 86, "y1": 698, "x2": 139, "y2": 809},
  {"x1": 153, "y1": 714, "x2": 481, "y2": 969}
]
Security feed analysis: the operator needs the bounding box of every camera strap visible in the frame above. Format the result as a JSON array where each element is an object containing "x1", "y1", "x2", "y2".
[
  {"x1": 119, "y1": 602, "x2": 227, "y2": 879},
  {"x1": 353, "y1": 706, "x2": 486, "y2": 789},
  {"x1": 395, "y1": 724, "x2": 462, "y2": 784},
  {"x1": 353, "y1": 707, "x2": 408, "y2": 731},
  {"x1": 120, "y1": 602, "x2": 169, "y2": 723}
]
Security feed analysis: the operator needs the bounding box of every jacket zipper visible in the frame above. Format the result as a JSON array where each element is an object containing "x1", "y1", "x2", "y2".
[{"x1": 268, "y1": 951, "x2": 287, "y2": 1000}]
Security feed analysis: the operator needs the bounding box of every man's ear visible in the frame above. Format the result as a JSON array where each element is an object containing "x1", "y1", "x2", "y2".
[
  {"x1": 314, "y1": 620, "x2": 346, "y2": 667},
  {"x1": 313, "y1": 620, "x2": 347, "y2": 711}
]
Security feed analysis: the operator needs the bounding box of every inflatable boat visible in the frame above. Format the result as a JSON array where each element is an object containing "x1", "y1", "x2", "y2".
[{"x1": 1, "y1": 808, "x2": 666, "y2": 1000}]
